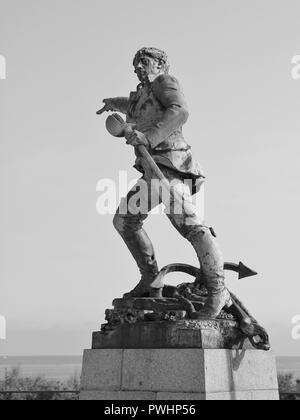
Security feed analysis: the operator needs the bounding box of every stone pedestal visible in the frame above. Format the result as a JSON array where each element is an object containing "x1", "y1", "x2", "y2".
[
  {"x1": 80, "y1": 295, "x2": 278, "y2": 400},
  {"x1": 80, "y1": 347, "x2": 279, "y2": 400}
]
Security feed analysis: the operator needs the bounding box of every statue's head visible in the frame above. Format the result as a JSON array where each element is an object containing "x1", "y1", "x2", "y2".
[{"x1": 133, "y1": 47, "x2": 170, "y2": 83}]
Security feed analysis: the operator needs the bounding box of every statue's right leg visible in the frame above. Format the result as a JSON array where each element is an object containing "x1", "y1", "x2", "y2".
[
  {"x1": 113, "y1": 177, "x2": 160, "y2": 298},
  {"x1": 162, "y1": 170, "x2": 232, "y2": 318}
]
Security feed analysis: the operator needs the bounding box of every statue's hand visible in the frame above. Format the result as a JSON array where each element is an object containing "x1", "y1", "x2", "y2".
[
  {"x1": 102, "y1": 98, "x2": 117, "y2": 111},
  {"x1": 125, "y1": 130, "x2": 149, "y2": 147},
  {"x1": 96, "y1": 98, "x2": 117, "y2": 115}
]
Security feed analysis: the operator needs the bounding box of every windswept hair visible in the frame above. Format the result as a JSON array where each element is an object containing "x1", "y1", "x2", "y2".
[{"x1": 133, "y1": 47, "x2": 170, "y2": 73}]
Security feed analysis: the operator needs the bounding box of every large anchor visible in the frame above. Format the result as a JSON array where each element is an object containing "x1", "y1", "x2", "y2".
[{"x1": 150, "y1": 262, "x2": 270, "y2": 351}]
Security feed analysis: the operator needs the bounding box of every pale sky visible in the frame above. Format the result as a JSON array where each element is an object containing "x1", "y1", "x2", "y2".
[{"x1": 0, "y1": 0, "x2": 300, "y2": 356}]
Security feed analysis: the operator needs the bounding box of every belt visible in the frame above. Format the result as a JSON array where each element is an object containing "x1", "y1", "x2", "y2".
[{"x1": 152, "y1": 145, "x2": 191, "y2": 154}]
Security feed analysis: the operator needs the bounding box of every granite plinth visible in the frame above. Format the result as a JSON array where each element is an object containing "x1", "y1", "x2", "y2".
[{"x1": 80, "y1": 349, "x2": 279, "y2": 400}]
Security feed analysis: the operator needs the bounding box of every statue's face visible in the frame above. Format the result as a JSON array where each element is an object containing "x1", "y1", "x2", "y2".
[{"x1": 134, "y1": 55, "x2": 163, "y2": 83}]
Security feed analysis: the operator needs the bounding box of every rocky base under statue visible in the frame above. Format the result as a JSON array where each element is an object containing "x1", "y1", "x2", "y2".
[{"x1": 94, "y1": 264, "x2": 270, "y2": 352}]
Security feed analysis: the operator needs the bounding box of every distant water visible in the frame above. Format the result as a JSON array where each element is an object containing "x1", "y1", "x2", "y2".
[
  {"x1": 276, "y1": 357, "x2": 300, "y2": 378},
  {"x1": 0, "y1": 355, "x2": 299, "y2": 383},
  {"x1": 0, "y1": 356, "x2": 82, "y2": 383}
]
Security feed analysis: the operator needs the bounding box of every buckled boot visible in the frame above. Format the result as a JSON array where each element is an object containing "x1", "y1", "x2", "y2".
[
  {"x1": 113, "y1": 214, "x2": 159, "y2": 297},
  {"x1": 185, "y1": 226, "x2": 232, "y2": 319}
]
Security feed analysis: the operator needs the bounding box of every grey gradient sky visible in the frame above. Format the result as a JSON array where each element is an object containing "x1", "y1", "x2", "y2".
[{"x1": 0, "y1": 0, "x2": 300, "y2": 356}]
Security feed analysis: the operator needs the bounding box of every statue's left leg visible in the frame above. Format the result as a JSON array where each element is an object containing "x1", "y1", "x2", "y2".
[
  {"x1": 113, "y1": 176, "x2": 161, "y2": 297},
  {"x1": 163, "y1": 171, "x2": 232, "y2": 318}
]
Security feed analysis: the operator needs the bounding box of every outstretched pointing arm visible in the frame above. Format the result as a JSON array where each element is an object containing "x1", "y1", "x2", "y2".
[{"x1": 97, "y1": 97, "x2": 130, "y2": 115}]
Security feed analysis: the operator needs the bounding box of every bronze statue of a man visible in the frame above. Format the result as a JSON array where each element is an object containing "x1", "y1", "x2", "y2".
[{"x1": 101, "y1": 47, "x2": 232, "y2": 319}]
